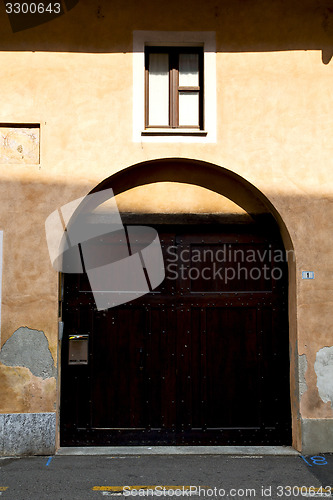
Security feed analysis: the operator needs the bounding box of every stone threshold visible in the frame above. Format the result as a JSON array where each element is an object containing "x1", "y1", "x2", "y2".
[{"x1": 56, "y1": 446, "x2": 299, "y2": 456}]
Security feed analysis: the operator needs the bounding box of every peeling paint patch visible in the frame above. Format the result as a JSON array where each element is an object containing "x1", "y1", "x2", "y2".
[
  {"x1": 314, "y1": 346, "x2": 333, "y2": 409},
  {"x1": 0, "y1": 363, "x2": 56, "y2": 413},
  {"x1": 0, "y1": 327, "x2": 56, "y2": 379},
  {"x1": 299, "y1": 353, "x2": 308, "y2": 399}
]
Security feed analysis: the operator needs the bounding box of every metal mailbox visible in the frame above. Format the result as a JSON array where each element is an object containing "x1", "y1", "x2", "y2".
[{"x1": 68, "y1": 334, "x2": 89, "y2": 365}]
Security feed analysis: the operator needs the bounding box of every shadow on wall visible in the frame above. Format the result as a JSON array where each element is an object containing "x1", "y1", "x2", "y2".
[
  {"x1": 0, "y1": 0, "x2": 333, "y2": 63},
  {"x1": 2, "y1": 0, "x2": 80, "y2": 33},
  {"x1": 0, "y1": 167, "x2": 331, "y2": 431}
]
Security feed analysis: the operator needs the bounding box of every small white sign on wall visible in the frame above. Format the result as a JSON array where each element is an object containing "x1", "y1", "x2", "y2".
[{"x1": 302, "y1": 271, "x2": 314, "y2": 279}]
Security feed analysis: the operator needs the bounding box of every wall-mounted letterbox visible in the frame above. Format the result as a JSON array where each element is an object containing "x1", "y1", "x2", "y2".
[{"x1": 68, "y1": 335, "x2": 89, "y2": 365}]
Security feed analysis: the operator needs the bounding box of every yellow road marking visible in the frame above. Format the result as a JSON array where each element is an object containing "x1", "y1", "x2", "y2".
[
  {"x1": 0, "y1": 488, "x2": 8, "y2": 492},
  {"x1": 93, "y1": 486, "x2": 204, "y2": 492}
]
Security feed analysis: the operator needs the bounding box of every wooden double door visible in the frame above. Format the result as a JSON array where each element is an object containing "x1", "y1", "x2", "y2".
[{"x1": 60, "y1": 224, "x2": 291, "y2": 446}]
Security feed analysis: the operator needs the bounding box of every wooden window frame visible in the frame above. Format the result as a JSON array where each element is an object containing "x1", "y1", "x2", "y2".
[{"x1": 145, "y1": 47, "x2": 204, "y2": 130}]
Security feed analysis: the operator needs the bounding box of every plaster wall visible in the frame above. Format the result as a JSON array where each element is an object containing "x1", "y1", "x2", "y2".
[{"x1": 0, "y1": 0, "x2": 332, "y2": 453}]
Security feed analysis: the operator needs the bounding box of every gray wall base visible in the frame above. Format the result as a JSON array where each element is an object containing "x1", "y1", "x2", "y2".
[
  {"x1": 0, "y1": 414, "x2": 331, "y2": 455},
  {"x1": 0, "y1": 412, "x2": 56, "y2": 456},
  {"x1": 302, "y1": 419, "x2": 333, "y2": 454}
]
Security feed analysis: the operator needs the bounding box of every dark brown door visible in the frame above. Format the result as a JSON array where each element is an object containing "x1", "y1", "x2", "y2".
[{"x1": 60, "y1": 224, "x2": 291, "y2": 446}]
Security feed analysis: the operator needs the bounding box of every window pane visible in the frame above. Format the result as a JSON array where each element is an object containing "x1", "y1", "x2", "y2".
[
  {"x1": 179, "y1": 92, "x2": 199, "y2": 126},
  {"x1": 179, "y1": 53, "x2": 199, "y2": 87},
  {"x1": 148, "y1": 53, "x2": 169, "y2": 126}
]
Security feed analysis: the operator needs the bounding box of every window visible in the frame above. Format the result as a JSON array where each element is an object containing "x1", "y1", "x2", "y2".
[
  {"x1": 145, "y1": 47, "x2": 203, "y2": 130},
  {"x1": 133, "y1": 31, "x2": 216, "y2": 142}
]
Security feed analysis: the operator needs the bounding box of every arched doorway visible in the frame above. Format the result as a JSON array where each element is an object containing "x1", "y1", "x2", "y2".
[{"x1": 60, "y1": 159, "x2": 293, "y2": 446}]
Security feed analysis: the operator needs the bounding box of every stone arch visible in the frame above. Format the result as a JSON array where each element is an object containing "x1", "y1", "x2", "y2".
[
  {"x1": 66, "y1": 157, "x2": 299, "y2": 449},
  {"x1": 89, "y1": 158, "x2": 293, "y2": 250}
]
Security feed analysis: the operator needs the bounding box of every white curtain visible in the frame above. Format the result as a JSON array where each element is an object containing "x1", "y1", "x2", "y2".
[
  {"x1": 179, "y1": 53, "x2": 199, "y2": 86},
  {"x1": 148, "y1": 53, "x2": 169, "y2": 126},
  {"x1": 179, "y1": 92, "x2": 199, "y2": 126}
]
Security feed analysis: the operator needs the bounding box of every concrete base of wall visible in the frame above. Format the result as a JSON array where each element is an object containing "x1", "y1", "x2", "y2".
[
  {"x1": 302, "y1": 418, "x2": 333, "y2": 454},
  {"x1": 0, "y1": 414, "x2": 332, "y2": 456},
  {"x1": 0, "y1": 412, "x2": 56, "y2": 456}
]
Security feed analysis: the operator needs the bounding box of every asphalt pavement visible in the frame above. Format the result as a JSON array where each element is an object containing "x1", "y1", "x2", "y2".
[{"x1": 0, "y1": 452, "x2": 332, "y2": 499}]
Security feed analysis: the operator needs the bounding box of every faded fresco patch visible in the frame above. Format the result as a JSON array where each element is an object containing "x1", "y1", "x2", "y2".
[{"x1": 0, "y1": 126, "x2": 39, "y2": 164}]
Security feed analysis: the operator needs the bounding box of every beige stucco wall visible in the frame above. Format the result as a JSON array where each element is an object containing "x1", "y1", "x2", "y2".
[{"x1": 0, "y1": 0, "x2": 332, "y2": 452}]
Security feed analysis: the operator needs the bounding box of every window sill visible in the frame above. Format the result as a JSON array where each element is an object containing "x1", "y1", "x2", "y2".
[{"x1": 141, "y1": 129, "x2": 207, "y2": 137}]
